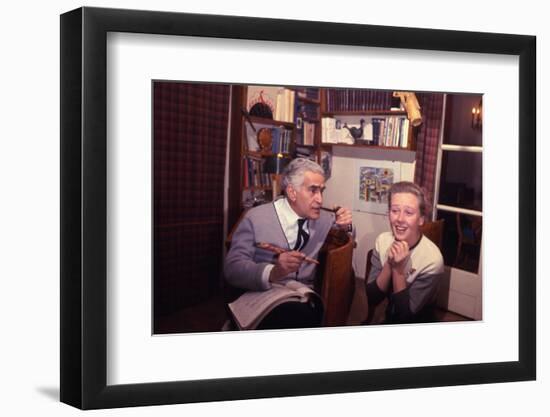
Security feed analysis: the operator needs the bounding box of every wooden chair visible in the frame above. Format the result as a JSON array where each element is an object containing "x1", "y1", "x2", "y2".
[
  {"x1": 364, "y1": 219, "x2": 445, "y2": 324},
  {"x1": 315, "y1": 228, "x2": 355, "y2": 327},
  {"x1": 420, "y1": 218, "x2": 445, "y2": 251}
]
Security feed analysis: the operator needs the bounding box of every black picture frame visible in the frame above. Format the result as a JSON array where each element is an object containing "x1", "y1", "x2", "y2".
[{"x1": 60, "y1": 6, "x2": 536, "y2": 410}]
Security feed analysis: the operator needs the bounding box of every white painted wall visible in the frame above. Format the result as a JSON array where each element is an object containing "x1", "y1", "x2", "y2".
[
  {"x1": 324, "y1": 143, "x2": 484, "y2": 320},
  {"x1": 323, "y1": 145, "x2": 416, "y2": 278}
]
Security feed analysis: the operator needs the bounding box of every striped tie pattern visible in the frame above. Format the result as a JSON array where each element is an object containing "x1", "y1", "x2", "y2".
[{"x1": 293, "y1": 218, "x2": 309, "y2": 251}]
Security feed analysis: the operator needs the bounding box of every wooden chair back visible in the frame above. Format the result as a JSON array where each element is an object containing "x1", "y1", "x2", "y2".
[
  {"x1": 421, "y1": 219, "x2": 445, "y2": 251},
  {"x1": 316, "y1": 228, "x2": 355, "y2": 327}
]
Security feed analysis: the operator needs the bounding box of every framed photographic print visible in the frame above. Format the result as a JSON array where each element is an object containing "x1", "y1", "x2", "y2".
[{"x1": 60, "y1": 6, "x2": 536, "y2": 410}]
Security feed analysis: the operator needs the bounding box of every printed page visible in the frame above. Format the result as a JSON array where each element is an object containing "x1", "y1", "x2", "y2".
[{"x1": 228, "y1": 286, "x2": 297, "y2": 329}]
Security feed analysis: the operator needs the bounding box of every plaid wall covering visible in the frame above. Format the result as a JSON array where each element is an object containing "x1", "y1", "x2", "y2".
[
  {"x1": 414, "y1": 93, "x2": 445, "y2": 216},
  {"x1": 154, "y1": 82, "x2": 230, "y2": 316}
]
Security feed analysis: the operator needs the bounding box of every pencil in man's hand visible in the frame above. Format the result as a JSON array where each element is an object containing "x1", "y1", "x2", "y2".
[{"x1": 255, "y1": 242, "x2": 320, "y2": 265}]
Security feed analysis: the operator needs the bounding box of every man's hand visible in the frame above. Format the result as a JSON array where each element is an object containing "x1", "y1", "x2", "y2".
[
  {"x1": 269, "y1": 251, "x2": 305, "y2": 282},
  {"x1": 334, "y1": 206, "x2": 352, "y2": 226}
]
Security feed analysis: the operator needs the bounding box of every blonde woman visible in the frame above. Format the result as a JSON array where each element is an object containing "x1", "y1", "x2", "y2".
[{"x1": 366, "y1": 182, "x2": 444, "y2": 324}]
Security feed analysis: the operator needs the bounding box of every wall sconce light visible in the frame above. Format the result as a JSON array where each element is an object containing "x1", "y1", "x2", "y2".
[
  {"x1": 471, "y1": 100, "x2": 482, "y2": 130},
  {"x1": 393, "y1": 91, "x2": 423, "y2": 127}
]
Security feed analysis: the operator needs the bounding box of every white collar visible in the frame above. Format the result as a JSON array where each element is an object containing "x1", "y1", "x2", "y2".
[
  {"x1": 273, "y1": 198, "x2": 309, "y2": 249},
  {"x1": 275, "y1": 197, "x2": 303, "y2": 226}
]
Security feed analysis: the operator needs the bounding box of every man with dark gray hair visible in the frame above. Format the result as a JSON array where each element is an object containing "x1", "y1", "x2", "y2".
[{"x1": 225, "y1": 158, "x2": 352, "y2": 329}]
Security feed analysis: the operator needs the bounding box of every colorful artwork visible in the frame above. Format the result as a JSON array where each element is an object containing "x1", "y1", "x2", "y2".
[
  {"x1": 353, "y1": 160, "x2": 401, "y2": 214},
  {"x1": 358, "y1": 167, "x2": 394, "y2": 204}
]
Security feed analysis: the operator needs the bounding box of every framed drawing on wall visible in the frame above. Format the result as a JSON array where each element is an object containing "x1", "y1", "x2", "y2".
[
  {"x1": 354, "y1": 160, "x2": 402, "y2": 214},
  {"x1": 60, "y1": 6, "x2": 536, "y2": 410}
]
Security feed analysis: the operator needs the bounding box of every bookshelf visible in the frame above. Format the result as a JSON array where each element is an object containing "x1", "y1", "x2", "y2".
[
  {"x1": 294, "y1": 87, "x2": 322, "y2": 163},
  {"x1": 229, "y1": 86, "x2": 416, "y2": 219},
  {"x1": 228, "y1": 85, "x2": 325, "y2": 211},
  {"x1": 242, "y1": 118, "x2": 294, "y2": 202},
  {"x1": 320, "y1": 88, "x2": 417, "y2": 152},
  {"x1": 234, "y1": 85, "x2": 296, "y2": 209}
]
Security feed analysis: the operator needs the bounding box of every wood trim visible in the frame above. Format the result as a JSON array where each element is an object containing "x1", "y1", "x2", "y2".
[{"x1": 227, "y1": 85, "x2": 245, "y2": 235}]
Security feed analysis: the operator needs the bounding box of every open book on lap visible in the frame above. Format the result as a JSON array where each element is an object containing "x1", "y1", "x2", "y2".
[{"x1": 228, "y1": 280, "x2": 322, "y2": 330}]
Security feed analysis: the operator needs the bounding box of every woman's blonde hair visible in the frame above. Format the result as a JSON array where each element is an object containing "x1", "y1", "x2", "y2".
[{"x1": 388, "y1": 181, "x2": 429, "y2": 218}]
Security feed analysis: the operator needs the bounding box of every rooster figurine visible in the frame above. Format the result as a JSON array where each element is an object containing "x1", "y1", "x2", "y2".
[{"x1": 343, "y1": 119, "x2": 366, "y2": 141}]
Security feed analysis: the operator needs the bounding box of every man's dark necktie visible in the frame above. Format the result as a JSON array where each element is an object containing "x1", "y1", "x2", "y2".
[{"x1": 293, "y1": 218, "x2": 309, "y2": 251}]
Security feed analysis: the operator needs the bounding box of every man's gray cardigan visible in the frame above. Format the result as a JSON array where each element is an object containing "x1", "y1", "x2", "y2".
[{"x1": 224, "y1": 201, "x2": 334, "y2": 291}]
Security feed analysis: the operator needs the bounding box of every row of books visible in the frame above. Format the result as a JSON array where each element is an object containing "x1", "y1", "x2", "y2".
[
  {"x1": 271, "y1": 127, "x2": 293, "y2": 154},
  {"x1": 325, "y1": 89, "x2": 395, "y2": 113},
  {"x1": 372, "y1": 116, "x2": 410, "y2": 147},
  {"x1": 244, "y1": 123, "x2": 292, "y2": 153},
  {"x1": 321, "y1": 116, "x2": 410, "y2": 148},
  {"x1": 242, "y1": 156, "x2": 271, "y2": 189},
  {"x1": 296, "y1": 121, "x2": 316, "y2": 146},
  {"x1": 275, "y1": 89, "x2": 296, "y2": 123}
]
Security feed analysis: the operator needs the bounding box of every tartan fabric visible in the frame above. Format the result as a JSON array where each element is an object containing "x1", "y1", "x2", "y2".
[
  {"x1": 414, "y1": 93, "x2": 445, "y2": 214},
  {"x1": 153, "y1": 82, "x2": 230, "y2": 315},
  {"x1": 154, "y1": 222, "x2": 223, "y2": 313}
]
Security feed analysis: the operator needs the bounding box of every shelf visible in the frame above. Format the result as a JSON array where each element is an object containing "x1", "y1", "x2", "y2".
[
  {"x1": 245, "y1": 150, "x2": 292, "y2": 158},
  {"x1": 321, "y1": 143, "x2": 414, "y2": 152},
  {"x1": 300, "y1": 117, "x2": 320, "y2": 123},
  {"x1": 320, "y1": 106, "x2": 416, "y2": 152},
  {"x1": 248, "y1": 115, "x2": 295, "y2": 128},
  {"x1": 238, "y1": 85, "x2": 322, "y2": 210},
  {"x1": 323, "y1": 110, "x2": 407, "y2": 117}
]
